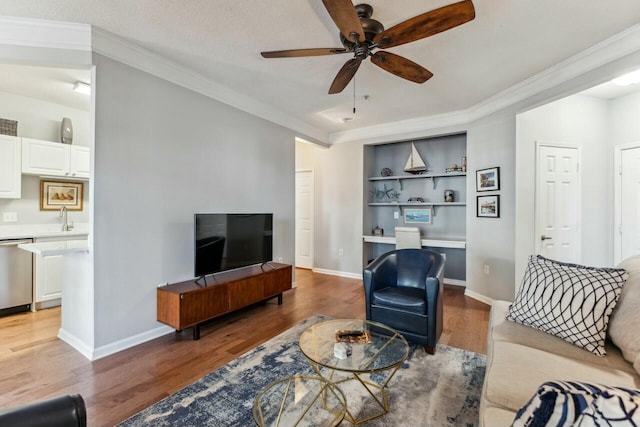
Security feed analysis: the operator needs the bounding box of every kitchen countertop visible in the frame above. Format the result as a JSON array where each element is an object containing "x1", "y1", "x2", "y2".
[
  {"x1": 0, "y1": 223, "x2": 89, "y2": 240},
  {"x1": 18, "y1": 239, "x2": 89, "y2": 256}
]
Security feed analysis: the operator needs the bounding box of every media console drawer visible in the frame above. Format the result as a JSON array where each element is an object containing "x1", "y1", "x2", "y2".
[{"x1": 157, "y1": 263, "x2": 292, "y2": 340}]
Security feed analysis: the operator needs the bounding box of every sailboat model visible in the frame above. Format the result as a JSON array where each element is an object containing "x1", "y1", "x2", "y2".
[{"x1": 404, "y1": 143, "x2": 427, "y2": 174}]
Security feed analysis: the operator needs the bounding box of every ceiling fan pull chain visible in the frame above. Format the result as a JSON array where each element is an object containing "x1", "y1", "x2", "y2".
[{"x1": 353, "y1": 75, "x2": 356, "y2": 114}]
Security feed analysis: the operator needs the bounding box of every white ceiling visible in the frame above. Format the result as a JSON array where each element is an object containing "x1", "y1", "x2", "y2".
[{"x1": 1, "y1": 1, "x2": 640, "y2": 134}]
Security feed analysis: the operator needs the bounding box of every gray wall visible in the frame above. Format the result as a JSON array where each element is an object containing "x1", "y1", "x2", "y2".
[{"x1": 92, "y1": 54, "x2": 296, "y2": 347}]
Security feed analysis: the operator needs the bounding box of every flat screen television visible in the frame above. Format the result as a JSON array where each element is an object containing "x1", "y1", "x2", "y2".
[{"x1": 194, "y1": 213, "x2": 273, "y2": 278}]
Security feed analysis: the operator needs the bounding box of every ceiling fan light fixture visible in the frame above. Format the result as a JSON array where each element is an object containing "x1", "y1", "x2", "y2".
[
  {"x1": 73, "y1": 81, "x2": 91, "y2": 95},
  {"x1": 612, "y1": 69, "x2": 640, "y2": 86}
]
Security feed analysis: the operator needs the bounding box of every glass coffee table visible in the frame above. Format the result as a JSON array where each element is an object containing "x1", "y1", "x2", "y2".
[
  {"x1": 299, "y1": 319, "x2": 410, "y2": 425},
  {"x1": 253, "y1": 374, "x2": 346, "y2": 427}
]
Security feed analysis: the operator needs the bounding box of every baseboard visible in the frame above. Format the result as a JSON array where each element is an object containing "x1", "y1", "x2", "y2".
[
  {"x1": 311, "y1": 268, "x2": 363, "y2": 280},
  {"x1": 444, "y1": 278, "x2": 466, "y2": 287},
  {"x1": 91, "y1": 324, "x2": 174, "y2": 361},
  {"x1": 464, "y1": 289, "x2": 494, "y2": 306},
  {"x1": 58, "y1": 328, "x2": 94, "y2": 361}
]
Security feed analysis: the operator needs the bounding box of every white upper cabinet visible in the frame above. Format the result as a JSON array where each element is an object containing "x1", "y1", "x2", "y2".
[
  {"x1": 0, "y1": 135, "x2": 21, "y2": 198},
  {"x1": 22, "y1": 138, "x2": 90, "y2": 179}
]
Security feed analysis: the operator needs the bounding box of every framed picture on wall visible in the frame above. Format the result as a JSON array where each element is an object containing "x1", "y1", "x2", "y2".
[
  {"x1": 40, "y1": 180, "x2": 84, "y2": 211},
  {"x1": 476, "y1": 167, "x2": 500, "y2": 192},
  {"x1": 404, "y1": 208, "x2": 432, "y2": 224},
  {"x1": 477, "y1": 195, "x2": 499, "y2": 218}
]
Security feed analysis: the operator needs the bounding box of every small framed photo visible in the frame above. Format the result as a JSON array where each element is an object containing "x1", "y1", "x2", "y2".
[
  {"x1": 40, "y1": 180, "x2": 84, "y2": 211},
  {"x1": 477, "y1": 195, "x2": 499, "y2": 218},
  {"x1": 404, "y1": 208, "x2": 432, "y2": 224},
  {"x1": 476, "y1": 167, "x2": 500, "y2": 192}
]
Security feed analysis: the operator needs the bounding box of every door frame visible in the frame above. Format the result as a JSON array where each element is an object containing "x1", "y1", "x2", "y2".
[
  {"x1": 614, "y1": 141, "x2": 640, "y2": 264},
  {"x1": 534, "y1": 141, "x2": 582, "y2": 260},
  {"x1": 295, "y1": 169, "x2": 314, "y2": 269}
]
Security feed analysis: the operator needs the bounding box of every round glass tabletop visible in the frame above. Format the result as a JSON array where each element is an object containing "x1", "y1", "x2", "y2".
[{"x1": 299, "y1": 319, "x2": 410, "y2": 373}]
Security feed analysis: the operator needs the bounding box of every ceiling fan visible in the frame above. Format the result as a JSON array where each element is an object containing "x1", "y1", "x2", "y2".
[{"x1": 260, "y1": 0, "x2": 475, "y2": 94}]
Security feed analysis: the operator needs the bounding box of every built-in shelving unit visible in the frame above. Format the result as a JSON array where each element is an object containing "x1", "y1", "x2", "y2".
[{"x1": 363, "y1": 133, "x2": 467, "y2": 283}]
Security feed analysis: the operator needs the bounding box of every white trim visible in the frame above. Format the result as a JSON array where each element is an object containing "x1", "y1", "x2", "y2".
[
  {"x1": 444, "y1": 278, "x2": 466, "y2": 287},
  {"x1": 90, "y1": 27, "x2": 328, "y2": 144},
  {"x1": 312, "y1": 268, "x2": 363, "y2": 280},
  {"x1": 58, "y1": 328, "x2": 94, "y2": 361},
  {"x1": 464, "y1": 289, "x2": 494, "y2": 306},
  {"x1": 91, "y1": 324, "x2": 174, "y2": 361},
  {"x1": 614, "y1": 142, "x2": 640, "y2": 264},
  {"x1": 0, "y1": 16, "x2": 91, "y2": 51}
]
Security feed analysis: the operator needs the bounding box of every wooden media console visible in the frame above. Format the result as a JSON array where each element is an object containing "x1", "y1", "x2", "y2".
[{"x1": 157, "y1": 263, "x2": 292, "y2": 340}]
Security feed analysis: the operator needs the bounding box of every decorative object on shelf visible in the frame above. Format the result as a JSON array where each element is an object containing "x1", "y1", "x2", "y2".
[
  {"x1": 380, "y1": 167, "x2": 393, "y2": 177},
  {"x1": 404, "y1": 142, "x2": 427, "y2": 175},
  {"x1": 444, "y1": 190, "x2": 455, "y2": 203},
  {"x1": 369, "y1": 183, "x2": 400, "y2": 202},
  {"x1": 445, "y1": 164, "x2": 464, "y2": 173},
  {"x1": 477, "y1": 195, "x2": 499, "y2": 218},
  {"x1": 373, "y1": 225, "x2": 384, "y2": 236},
  {"x1": 462, "y1": 156, "x2": 467, "y2": 172},
  {"x1": 60, "y1": 117, "x2": 73, "y2": 144},
  {"x1": 0, "y1": 118, "x2": 17, "y2": 136},
  {"x1": 476, "y1": 167, "x2": 500, "y2": 192},
  {"x1": 40, "y1": 180, "x2": 84, "y2": 211},
  {"x1": 404, "y1": 208, "x2": 432, "y2": 224},
  {"x1": 407, "y1": 197, "x2": 425, "y2": 203}
]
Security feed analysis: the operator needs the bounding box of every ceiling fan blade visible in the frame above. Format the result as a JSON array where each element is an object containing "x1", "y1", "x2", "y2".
[
  {"x1": 329, "y1": 58, "x2": 362, "y2": 94},
  {"x1": 374, "y1": 0, "x2": 475, "y2": 49},
  {"x1": 370, "y1": 52, "x2": 433, "y2": 84},
  {"x1": 322, "y1": 0, "x2": 365, "y2": 42},
  {"x1": 261, "y1": 48, "x2": 348, "y2": 58}
]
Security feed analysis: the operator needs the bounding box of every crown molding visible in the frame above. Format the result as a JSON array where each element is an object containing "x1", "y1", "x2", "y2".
[
  {"x1": 0, "y1": 15, "x2": 90, "y2": 51},
  {"x1": 329, "y1": 110, "x2": 470, "y2": 144},
  {"x1": 91, "y1": 27, "x2": 328, "y2": 144},
  {"x1": 329, "y1": 23, "x2": 640, "y2": 144}
]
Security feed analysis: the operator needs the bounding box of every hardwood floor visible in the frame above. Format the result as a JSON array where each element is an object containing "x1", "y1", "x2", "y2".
[{"x1": 0, "y1": 269, "x2": 489, "y2": 426}]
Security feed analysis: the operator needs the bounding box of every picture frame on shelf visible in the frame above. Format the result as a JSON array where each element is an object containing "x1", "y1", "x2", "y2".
[
  {"x1": 477, "y1": 195, "x2": 499, "y2": 218},
  {"x1": 404, "y1": 208, "x2": 432, "y2": 224},
  {"x1": 476, "y1": 167, "x2": 500, "y2": 192},
  {"x1": 40, "y1": 180, "x2": 83, "y2": 211}
]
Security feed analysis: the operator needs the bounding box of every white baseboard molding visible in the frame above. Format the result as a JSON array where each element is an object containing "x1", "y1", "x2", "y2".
[
  {"x1": 464, "y1": 289, "x2": 494, "y2": 306},
  {"x1": 312, "y1": 268, "x2": 363, "y2": 280},
  {"x1": 444, "y1": 278, "x2": 466, "y2": 287},
  {"x1": 91, "y1": 324, "x2": 174, "y2": 361},
  {"x1": 58, "y1": 328, "x2": 94, "y2": 361}
]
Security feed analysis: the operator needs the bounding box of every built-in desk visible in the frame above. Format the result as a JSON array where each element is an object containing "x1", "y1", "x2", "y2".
[{"x1": 362, "y1": 235, "x2": 466, "y2": 249}]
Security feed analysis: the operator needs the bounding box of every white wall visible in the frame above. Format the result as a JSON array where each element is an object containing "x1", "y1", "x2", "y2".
[
  {"x1": 92, "y1": 54, "x2": 297, "y2": 348},
  {"x1": 610, "y1": 90, "x2": 640, "y2": 145},
  {"x1": 0, "y1": 90, "x2": 90, "y2": 224},
  {"x1": 515, "y1": 95, "x2": 610, "y2": 284}
]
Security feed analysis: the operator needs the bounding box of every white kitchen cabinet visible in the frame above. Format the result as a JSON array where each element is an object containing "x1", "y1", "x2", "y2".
[
  {"x1": 32, "y1": 235, "x2": 88, "y2": 309},
  {"x1": 0, "y1": 135, "x2": 21, "y2": 198},
  {"x1": 22, "y1": 138, "x2": 90, "y2": 179}
]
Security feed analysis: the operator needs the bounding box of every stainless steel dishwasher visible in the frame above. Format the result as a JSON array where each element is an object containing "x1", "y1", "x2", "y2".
[{"x1": 0, "y1": 239, "x2": 33, "y2": 315}]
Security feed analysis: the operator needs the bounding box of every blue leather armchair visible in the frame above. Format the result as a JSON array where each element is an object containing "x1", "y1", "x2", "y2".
[{"x1": 363, "y1": 249, "x2": 445, "y2": 354}]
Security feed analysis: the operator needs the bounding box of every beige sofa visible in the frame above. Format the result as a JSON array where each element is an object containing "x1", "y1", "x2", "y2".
[{"x1": 480, "y1": 256, "x2": 640, "y2": 426}]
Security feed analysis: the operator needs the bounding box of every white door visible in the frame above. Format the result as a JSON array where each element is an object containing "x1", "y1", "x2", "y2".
[
  {"x1": 535, "y1": 144, "x2": 581, "y2": 263},
  {"x1": 295, "y1": 170, "x2": 314, "y2": 269},
  {"x1": 616, "y1": 145, "x2": 640, "y2": 263}
]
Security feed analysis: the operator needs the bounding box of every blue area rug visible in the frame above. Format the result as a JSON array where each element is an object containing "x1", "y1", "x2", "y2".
[{"x1": 118, "y1": 315, "x2": 486, "y2": 426}]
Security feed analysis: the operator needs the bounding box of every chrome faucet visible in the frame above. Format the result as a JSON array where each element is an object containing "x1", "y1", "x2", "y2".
[{"x1": 60, "y1": 206, "x2": 70, "y2": 231}]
